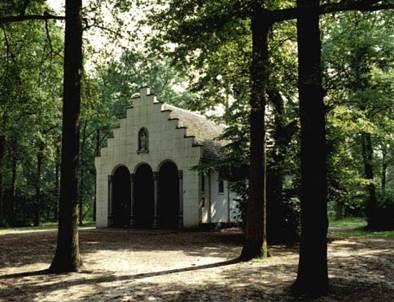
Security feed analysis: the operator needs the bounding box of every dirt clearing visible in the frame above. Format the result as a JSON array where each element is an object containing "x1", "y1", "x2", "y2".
[{"x1": 0, "y1": 229, "x2": 393, "y2": 301}]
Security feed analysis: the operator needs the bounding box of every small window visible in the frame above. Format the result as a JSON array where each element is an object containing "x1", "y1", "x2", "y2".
[
  {"x1": 218, "y1": 173, "x2": 224, "y2": 193},
  {"x1": 201, "y1": 174, "x2": 205, "y2": 193},
  {"x1": 137, "y1": 127, "x2": 149, "y2": 153}
]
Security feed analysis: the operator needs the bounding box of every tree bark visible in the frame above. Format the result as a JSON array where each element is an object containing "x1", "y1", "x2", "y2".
[
  {"x1": 34, "y1": 142, "x2": 44, "y2": 226},
  {"x1": 79, "y1": 121, "x2": 87, "y2": 226},
  {"x1": 291, "y1": 0, "x2": 329, "y2": 297},
  {"x1": 361, "y1": 132, "x2": 378, "y2": 229},
  {"x1": 335, "y1": 200, "x2": 344, "y2": 220},
  {"x1": 381, "y1": 144, "x2": 387, "y2": 198},
  {"x1": 0, "y1": 135, "x2": 5, "y2": 225},
  {"x1": 54, "y1": 142, "x2": 60, "y2": 221},
  {"x1": 240, "y1": 4, "x2": 270, "y2": 261},
  {"x1": 49, "y1": 0, "x2": 83, "y2": 273},
  {"x1": 93, "y1": 129, "x2": 100, "y2": 221},
  {"x1": 9, "y1": 139, "x2": 18, "y2": 226}
]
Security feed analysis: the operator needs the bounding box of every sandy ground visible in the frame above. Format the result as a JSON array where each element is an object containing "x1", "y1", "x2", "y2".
[{"x1": 0, "y1": 228, "x2": 393, "y2": 302}]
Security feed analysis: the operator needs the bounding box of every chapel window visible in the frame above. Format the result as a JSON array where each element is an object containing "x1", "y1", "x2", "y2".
[{"x1": 138, "y1": 127, "x2": 149, "y2": 153}]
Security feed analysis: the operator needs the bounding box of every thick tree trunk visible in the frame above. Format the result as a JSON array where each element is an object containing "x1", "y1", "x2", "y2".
[
  {"x1": 34, "y1": 142, "x2": 44, "y2": 226},
  {"x1": 240, "y1": 5, "x2": 270, "y2": 261},
  {"x1": 361, "y1": 133, "x2": 378, "y2": 229},
  {"x1": 291, "y1": 0, "x2": 329, "y2": 297},
  {"x1": 0, "y1": 135, "x2": 5, "y2": 225},
  {"x1": 49, "y1": 0, "x2": 83, "y2": 273}
]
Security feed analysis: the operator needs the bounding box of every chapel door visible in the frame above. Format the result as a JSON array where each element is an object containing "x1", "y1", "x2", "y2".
[
  {"x1": 111, "y1": 166, "x2": 131, "y2": 227},
  {"x1": 133, "y1": 163, "x2": 154, "y2": 227},
  {"x1": 158, "y1": 161, "x2": 180, "y2": 228}
]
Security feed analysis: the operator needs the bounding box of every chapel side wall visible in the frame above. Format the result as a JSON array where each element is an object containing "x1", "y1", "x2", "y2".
[{"x1": 210, "y1": 171, "x2": 230, "y2": 223}]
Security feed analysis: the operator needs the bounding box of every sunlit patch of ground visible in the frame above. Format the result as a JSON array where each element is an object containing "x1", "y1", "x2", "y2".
[{"x1": 0, "y1": 228, "x2": 393, "y2": 301}]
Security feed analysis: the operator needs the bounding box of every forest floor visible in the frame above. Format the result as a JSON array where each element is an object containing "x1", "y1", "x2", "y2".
[{"x1": 0, "y1": 228, "x2": 393, "y2": 302}]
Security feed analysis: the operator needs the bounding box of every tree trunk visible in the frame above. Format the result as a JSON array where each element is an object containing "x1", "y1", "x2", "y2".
[
  {"x1": 49, "y1": 0, "x2": 83, "y2": 273},
  {"x1": 79, "y1": 121, "x2": 87, "y2": 226},
  {"x1": 335, "y1": 200, "x2": 344, "y2": 220},
  {"x1": 291, "y1": 0, "x2": 329, "y2": 297},
  {"x1": 93, "y1": 129, "x2": 100, "y2": 221},
  {"x1": 9, "y1": 139, "x2": 18, "y2": 226},
  {"x1": 361, "y1": 132, "x2": 378, "y2": 229},
  {"x1": 34, "y1": 142, "x2": 44, "y2": 226},
  {"x1": 266, "y1": 89, "x2": 299, "y2": 243},
  {"x1": 54, "y1": 142, "x2": 60, "y2": 221},
  {"x1": 240, "y1": 5, "x2": 270, "y2": 261},
  {"x1": 0, "y1": 135, "x2": 5, "y2": 225},
  {"x1": 381, "y1": 144, "x2": 387, "y2": 198}
]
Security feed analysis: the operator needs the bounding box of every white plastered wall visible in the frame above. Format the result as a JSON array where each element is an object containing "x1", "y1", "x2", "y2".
[
  {"x1": 95, "y1": 88, "x2": 201, "y2": 228},
  {"x1": 200, "y1": 171, "x2": 239, "y2": 223}
]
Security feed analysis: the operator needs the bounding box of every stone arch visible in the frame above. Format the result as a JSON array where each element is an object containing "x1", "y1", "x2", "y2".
[
  {"x1": 111, "y1": 165, "x2": 131, "y2": 227},
  {"x1": 158, "y1": 160, "x2": 180, "y2": 228},
  {"x1": 133, "y1": 163, "x2": 154, "y2": 227}
]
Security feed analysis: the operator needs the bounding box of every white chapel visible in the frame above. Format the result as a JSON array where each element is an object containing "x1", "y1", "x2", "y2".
[{"x1": 95, "y1": 88, "x2": 238, "y2": 228}]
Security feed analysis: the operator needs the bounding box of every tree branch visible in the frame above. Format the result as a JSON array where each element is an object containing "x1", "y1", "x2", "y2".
[
  {"x1": 44, "y1": 19, "x2": 54, "y2": 59},
  {"x1": 271, "y1": 0, "x2": 394, "y2": 23},
  {"x1": 0, "y1": 12, "x2": 65, "y2": 24}
]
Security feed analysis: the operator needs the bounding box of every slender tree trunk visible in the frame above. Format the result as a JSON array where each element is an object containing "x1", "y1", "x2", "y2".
[
  {"x1": 291, "y1": 0, "x2": 329, "y2": 297},
  {"x1": 361, "y1": 132, "x2": 378, "y2": 229},
  {"x1": 267, "y1": 89, "x2": 285, "y2": 243},
  {"x1": 49, "y1": 0, "x2": 83, "y2": 273},
  {"x1": 34, "y1": 142, "x2": 44, "y2": 226},
  {"x1": 335, "y1": 200, "x2": 344, "y2": 220},
  {"x1": 79, "y1": 121, "x2": 87, "y2": 226},
  {"x1": 54, "y1": 142, "x2": 60, "y2": 221},
  {"x1": 381, "y1": 145, "x2": 387, "y2": 198},
  {"x1": 240, "y1": 5, "x2": 270, "y2": 260},
  {"x1": 9, "y1": 140, "x2": 18, "y2": 226},
  {"x1": 93, "y1": 129, "x2": 100, "y2": 221},
  {"x1": 266, "y1": 89, "x2": 298, "y2": 243},
  {"x1": 0, "y1": 135, "x2": 5, "y2": 225}
]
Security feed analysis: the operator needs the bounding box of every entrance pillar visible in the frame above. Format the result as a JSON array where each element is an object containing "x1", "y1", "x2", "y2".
[
  {"x1": 153, "y1": 171, "x2": 159, "y2": 228},
  {"x1": 178, "y1": 170, "x2": 183, "y2": 228}
]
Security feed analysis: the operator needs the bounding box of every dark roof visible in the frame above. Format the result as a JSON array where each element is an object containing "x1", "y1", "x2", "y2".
[{"x1": 161, "y1": 103, "x2": 225, "y2": 159}]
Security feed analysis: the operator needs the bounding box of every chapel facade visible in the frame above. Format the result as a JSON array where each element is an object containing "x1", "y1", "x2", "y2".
[{"x1": 95, "y1": 88, "x2": 238, "y2": 228}]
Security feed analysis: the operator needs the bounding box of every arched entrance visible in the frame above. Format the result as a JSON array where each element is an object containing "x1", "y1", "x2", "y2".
[
  {"x1": 111, "y1": 166, "x2": 131, "y2": 227},
  {"x1": 133, "y1": 163, "x2": 154, "y2": 227},
  {"x1": 158, "y1": 161, "x2": 180, "y2": 228}
]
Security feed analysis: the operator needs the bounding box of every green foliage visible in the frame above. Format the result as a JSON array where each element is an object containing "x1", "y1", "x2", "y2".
[
  {"x1": 0, "y1": 1, "x2": 63, "y2": 226},
  {"x1": 323, "y1": 11, "x2": 394, "y2": 220}
]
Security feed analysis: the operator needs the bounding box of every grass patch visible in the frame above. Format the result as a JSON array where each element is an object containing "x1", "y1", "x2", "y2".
[
  {"x1": 0, "y1": 221, "x2": 96, "y2": 235},
  {"x1": 329, "y1": 216, "x2": 367, "y2": 229},
  {"x1": 330, "y1": 227, "x2": 394, "y2": 239},
  {"x1": 329, "y1": 217, "x2": 394, "y2": 239}
]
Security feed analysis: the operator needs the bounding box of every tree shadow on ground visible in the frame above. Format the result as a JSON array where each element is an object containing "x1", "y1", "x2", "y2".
[
  {"x1": 1, "y1": 230, "x2": 393, "y2": 301},
  {"x1": 0, "y1": 229, "x2": 247, "y2": 269}
]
